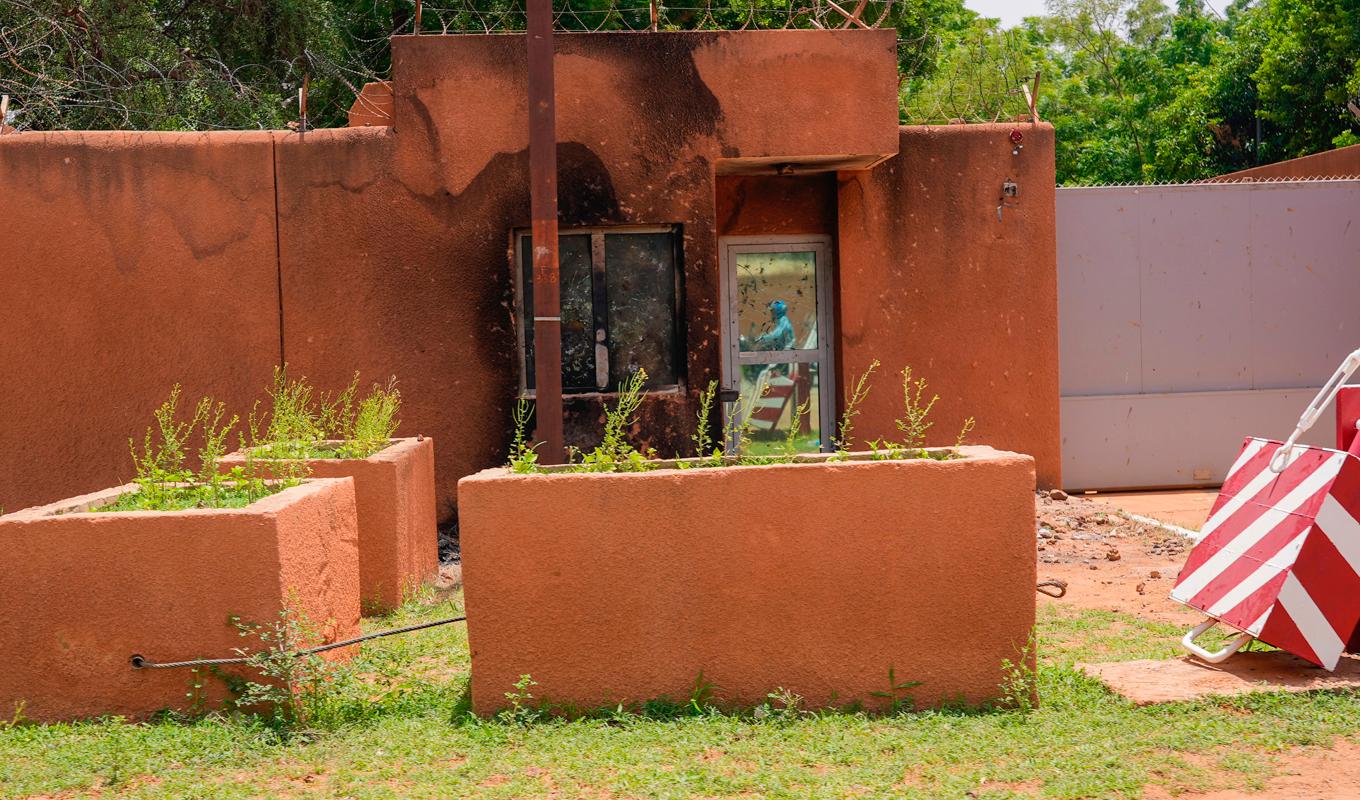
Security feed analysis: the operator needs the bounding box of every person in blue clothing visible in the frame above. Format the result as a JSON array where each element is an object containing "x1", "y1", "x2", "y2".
[
  {"x1": 739, "y1": 299, "x2": 796, "y2": 383},
  {"x1": 754, "y1": 299, "x2": 795, "y2": 351}
]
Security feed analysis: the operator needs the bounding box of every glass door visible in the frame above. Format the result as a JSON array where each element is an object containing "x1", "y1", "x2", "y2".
[{"x1": 719, "y1": 236, "x2": 836, "y2": 454}]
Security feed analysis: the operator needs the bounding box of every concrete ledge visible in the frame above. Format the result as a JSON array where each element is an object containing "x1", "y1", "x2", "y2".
[{"x1": 459, "y1": 446, "x2": 1037, "y2": 714}]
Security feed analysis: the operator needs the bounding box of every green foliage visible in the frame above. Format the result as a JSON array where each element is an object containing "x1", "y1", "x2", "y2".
[
  {"x1": 0, "y1": 0, "x2": 399, "y2": 131},
  {"x1": 100, "y1": 385, "x2": 298, "y2": 512},
  {"x1": 259, "y1": 367, "x2": 325, "y2": 459},
  {"x1": 869, "y1": 666, "x2": 923, "y2": 715},
  {"x1": 508, "y1": 398, "x2": 541, "y2": 474},
  {"x1": 17, "y1": 599, "x2": 1360, "y2": 796},
  {"x1": 499, "y1": 675, "x2": 544, "y2": 726},
  {"x1": 893, "y1": 366, "x2": 939, "y2": 453},
  {"x1": 998, "y1": 638, "x2": 1039, "y2": 714},
  {"x1": 691, "y1": 380, "x2": 719, "y2": 460},
  {"x1": 343, "y1": 377, "x2": 401, "y2": 459},
  {"x1": 255, "y1": 367, "x2": 401, "y2": 460},
  {"x1": 579, "y1": 368, "x2": 656, "y2": 472},
  {"x1": 227, "y1": 603, "x2": 340, "y2": 729},
  {"x1": 836, "y1": 359, "x2": 880, "y2": 456}
]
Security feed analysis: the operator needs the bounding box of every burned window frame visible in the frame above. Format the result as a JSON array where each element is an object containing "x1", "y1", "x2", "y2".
[{"x1": 512, "y1": 225, "x2": 686, "y2": 397}]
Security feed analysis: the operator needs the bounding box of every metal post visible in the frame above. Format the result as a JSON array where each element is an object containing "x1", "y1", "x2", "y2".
[{"x1": 527, "y1": 0, "x2": 565, "y2": 463}]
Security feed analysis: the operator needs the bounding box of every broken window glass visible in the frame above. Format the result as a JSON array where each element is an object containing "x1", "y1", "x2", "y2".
[
  {"x1": 520, "y1": 234, "x2": 595, "y2": 391},
  {"x1": 518, "y1": 228, "x2": 682, "y2": 393}
]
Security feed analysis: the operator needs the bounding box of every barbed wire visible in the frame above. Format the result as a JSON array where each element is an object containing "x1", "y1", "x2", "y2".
[
  {"x1": 0, "y1": 0, "x2": 1041, "y2": 132},
  {"x1": 1059, "y1": 174, "x2": 1360, "y2": 188}
]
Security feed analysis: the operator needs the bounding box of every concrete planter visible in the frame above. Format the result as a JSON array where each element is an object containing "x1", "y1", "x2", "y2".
[
  {"x1": 458, "y1": 446, "x2": 1037, "y2": 716},
  {"x1": 220, "y1": 437, "x2": 438, "y2": 615},
  {"x1": 0, "y1": 478, "x2": 360, "y2": 722}
]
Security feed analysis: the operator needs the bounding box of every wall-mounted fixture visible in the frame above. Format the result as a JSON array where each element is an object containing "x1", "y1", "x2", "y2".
[{"x1": 997, "y1": 178, "x2": 1020, "y2": 222}]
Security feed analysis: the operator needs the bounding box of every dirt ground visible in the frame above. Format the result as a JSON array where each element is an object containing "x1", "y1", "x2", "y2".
[
  {"x1": 1034, "y1": 491, "x2": 1203, "y2": 626},
  {"x1": 1039, "y1": 490, "x2": 1360, "y2": 800}
]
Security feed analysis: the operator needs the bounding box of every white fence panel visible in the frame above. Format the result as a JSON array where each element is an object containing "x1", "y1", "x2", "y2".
[{"x1": 1058, "y1": 179, "x2": 1360, "y2": 490}]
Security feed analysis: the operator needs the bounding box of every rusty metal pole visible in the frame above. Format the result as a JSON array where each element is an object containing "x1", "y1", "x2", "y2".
[{"x1": 527, "y1": 0, "x2": 565, "y2": 464}]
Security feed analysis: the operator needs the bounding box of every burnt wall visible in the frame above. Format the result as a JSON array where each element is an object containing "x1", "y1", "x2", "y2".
[
  {"x1": 0, "y1": 132, "x2": 281, "y2": 512},
  {"x1": 837, "y1": 124, "x2": 1062, "y2": 487},
  {"x1": 278, "y1": 29, "x2": 898, "y2": 507},
  {"x1": 0, "y1": 33, "x2": 1066, "y2": 517}
]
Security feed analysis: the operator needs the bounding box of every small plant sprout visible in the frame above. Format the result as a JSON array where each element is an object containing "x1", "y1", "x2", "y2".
[
  {"x1": 508, "y1": 397, "x2": 540, "y2": 474},
  {"x1": 229, "y1": 601, "x2": 338, "y2": 727},
  {"x1": 781, "y1": 398, "x2": 811, "y2": 461},
  {"x1": 836, "y1": 359, "x2": 879, "y2": 456},
  {"x1": 580, "y1": 368, "x2": 655, "y2": 472},
  {"x1": 954, "y1": 416, "x2": 976, "y2": 453},
  {"x1": 500, "y1": 674, "x2": 542, "y2": 725},
  {"x1": 256, "y1": 367, "x2": 401, "y2": 460},
  {"x1": 894, "y1": 365, "x2": 939, "y2": 455},
  {"x1": 870, "y1": 666, "x2": 922, "y2": 715},
  {"x1": 105, "y1": 386, "x2": 298, "y2": 511},
  {"x1": 692, "y1": 379, "x2": 718, "y2": 459}
]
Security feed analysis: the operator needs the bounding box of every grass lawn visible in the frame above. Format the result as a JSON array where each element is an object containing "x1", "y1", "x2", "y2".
[{"x1": 3, "y1": 596, "x2": 1358, "y2": 799}]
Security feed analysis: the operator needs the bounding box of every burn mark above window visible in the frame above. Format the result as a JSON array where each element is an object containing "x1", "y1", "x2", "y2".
[{"x1": 516, "y1": 227, "x2": 683, "y2": 395}]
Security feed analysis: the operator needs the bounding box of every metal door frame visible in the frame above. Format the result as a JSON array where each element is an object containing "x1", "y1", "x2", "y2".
[{"x1": 718, "y1": 234, "x2": 837, "y2": 451}]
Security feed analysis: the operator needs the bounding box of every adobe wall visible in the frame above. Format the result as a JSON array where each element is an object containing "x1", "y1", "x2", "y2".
[
  {"x1": 276, "y1": 30, "x2": 899, "y2": 509},
  {"x1": 838, "y1": 124, "x2": 1062, "y2": 487},
  {"x1": 0, "y1": 33, "x2": 1062, "y2": 514},
  {"x1": 0, "y1": 132, "x2": 282, "y2": 513},
  {"x1": 1207, "y1": 143, "x2": 1360, "y2": 181}
]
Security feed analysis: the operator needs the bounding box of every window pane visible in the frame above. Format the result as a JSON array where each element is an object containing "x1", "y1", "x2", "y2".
[
  {"x1": 737, "y1": 360, "x2": 823, "y2": 455},
  {"x1": 605, "y1": 233, "x2": 678, "y2": 387},
  {"x1": 521, "y1": 234, "x2": 595, "y2": 391},
  {"x1": 735, "y1": 250, "x2": 818, "y2": 353}
]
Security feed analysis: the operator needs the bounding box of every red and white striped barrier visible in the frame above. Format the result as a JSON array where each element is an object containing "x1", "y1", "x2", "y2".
[{"x1": 1174, "y1": 349, "x2": 1360, "y2": 669}]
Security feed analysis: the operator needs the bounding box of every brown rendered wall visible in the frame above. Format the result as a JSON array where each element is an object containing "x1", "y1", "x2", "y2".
[
  {"x1": 274, "y1": 30, "x2": 899, "y2": 511},
  {"x1": 0, "y1": 32, "x2": 1061, "y2": 515},
  {"x1": 0, "y1": 132, "x2": 282, "y2": 513},
  {"x1": 461, "y1": 447, "x2": 1037, "y2": 714},
  {"x1": 838, "y1": 124, "x2": 1062, "y2": 487},
  {"x1": 1206, "y1": 143, "x2": 1360, "y2": 181}
]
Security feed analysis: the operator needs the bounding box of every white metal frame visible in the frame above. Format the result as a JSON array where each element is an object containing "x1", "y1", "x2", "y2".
[{"x1": 718, "y1": 235, "x2": 837, "y2": 452}]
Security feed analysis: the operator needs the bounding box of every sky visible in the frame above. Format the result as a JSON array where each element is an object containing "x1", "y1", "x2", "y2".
[
  {"x1": 963, "y1": 0, "x2": 1226, "y2": 29},
  {"x1": 963, "y1": 0, "x2": 1049, "y2": 28}
]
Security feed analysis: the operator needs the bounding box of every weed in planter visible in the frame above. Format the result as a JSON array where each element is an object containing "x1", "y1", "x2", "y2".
[
  {"x1": 258, "y1": 366, "x2": 325, "y2": 458},
  {"x1": 778, "y1": 399, "x2": 812, "y2": 462},
  {"x1": 253, "y1": 368, "x2": 402, "y2": 460},
  {"x1": 955, "y1": 416, "x2": 977, "y2": 453},
  {"x1": 343, "y1": 377, "x2": 401, "y2": 458},
  {"x1": 691, "y1": 380, "x2": 719, "y2": 461},
  {"x1": 894, "y1": 366, "x2": 938, "y2": 453},
  {"x1": 507, "y1": 398, "x2": 541, "y2": 474},
  {"x1": 579, "y1": 369, "x2": 656, "y2": 472},
  {"x1": 98, "y1": 386, "x2": 301, "y2": 512},
  {"x1": 835, "y1": 359, "x2": 879, "y2": 457}
]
